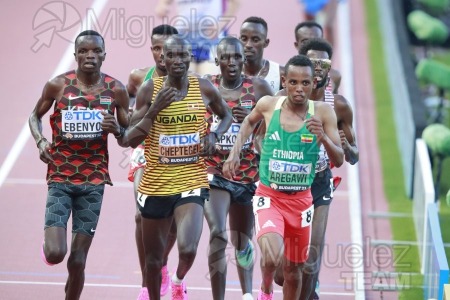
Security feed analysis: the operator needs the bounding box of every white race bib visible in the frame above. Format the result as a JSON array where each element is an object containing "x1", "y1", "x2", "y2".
[
  {"x1": 181, "y1": 188, "x2": 201, "y2": 198},
  {"x1": 301, "y1": 205, "x2": 314, "y2": 227},
  {"x1": 252, "y1": 196, "x2": 271, "y2": 213}
]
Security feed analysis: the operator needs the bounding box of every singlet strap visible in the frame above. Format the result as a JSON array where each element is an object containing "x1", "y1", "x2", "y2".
[
  {"x1": 307, "y1": 100, "x2": 314, "y2": 116},
  {"x1": 275, "y1": 96, "x2": 286, "y2": 110}
]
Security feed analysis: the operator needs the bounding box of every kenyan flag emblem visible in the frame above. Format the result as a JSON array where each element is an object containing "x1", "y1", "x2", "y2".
[{"x1": 301, "y1": 134, "x2": 314, "y2": 143}]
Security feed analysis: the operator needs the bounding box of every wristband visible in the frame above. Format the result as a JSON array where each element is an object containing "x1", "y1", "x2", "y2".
[
  {"x1": 114, "y1": 127, "x2": 125, "y2": 138},
  {"x1": 36, "y1": 137, "x2": 47, "y2": 148}
]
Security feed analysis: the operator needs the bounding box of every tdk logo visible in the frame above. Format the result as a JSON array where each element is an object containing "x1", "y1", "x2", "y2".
[
  {"x1": 160, "y1": 133, "x2": 200, "y2": 146},
  {"x1": 269, "y1": 159, "x2": 311, "y2": 174},
  {"x1": 64, "y1": 110, "x2": 103, "y2": 121}
]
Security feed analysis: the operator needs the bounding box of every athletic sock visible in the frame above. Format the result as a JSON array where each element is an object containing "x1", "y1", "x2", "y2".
[{"x1": 171, "y1": 273, "x2": 183, "y2": 285}]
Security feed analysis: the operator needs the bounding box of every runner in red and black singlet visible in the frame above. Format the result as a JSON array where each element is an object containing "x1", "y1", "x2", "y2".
[
  {"x1": 203, "y1": 36, "x2": 273, "y2": 300},
  {"x1": 47, "y1": 70, "x2": 117, "y2": 185},
  {"x1": 29, "y1": 30, "x2": 129, "y2": 300}
]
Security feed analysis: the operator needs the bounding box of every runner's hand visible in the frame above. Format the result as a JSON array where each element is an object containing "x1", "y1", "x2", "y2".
[
  {"x1": 305, "y1": 116, "x2": 325, "y2": 142},
  {"x1": 149, "y1": 87, "x2": 178, "y2": 115},
  {"x1": 339, "y1": 130, "x2": 350, "y2": 149},
  {"x1": 199, "y1": 132, "x2": 216, "y2": 156},
  {"x1": 232, "y1": 106, "x2": 250, "y2": 123},
  {"x1": 223, "y1": 154, "x2": 240, "y2": 179},
  {"x1": 38, "y1": 140, "x2": 53, "y2": 164},
  {"x1": 101, "y1": 111, "x2": 120, "y2": 135}
]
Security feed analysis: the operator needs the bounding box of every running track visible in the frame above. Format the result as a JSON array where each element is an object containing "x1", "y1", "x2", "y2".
[{"x1": 0, "y1": 0, "x2": 390, "y2": 299}]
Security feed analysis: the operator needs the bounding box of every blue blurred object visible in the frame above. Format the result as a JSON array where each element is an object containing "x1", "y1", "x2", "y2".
[{"x1": 300, "y1": 0, "x2": 329, "y2": 15}]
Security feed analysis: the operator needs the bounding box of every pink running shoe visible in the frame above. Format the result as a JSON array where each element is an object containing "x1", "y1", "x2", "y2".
[
  {"x1": 40, "y1": 241, "x2": 54, "y2": 266},
  {"x1": 257, "y1": 289, "x2": 273, "y2": 300},
  {"x1": 171, "y1": 280, "x2": 188, "y2": 300},
  {"x1": 137, "y1": 287, "x2": 149, "y2": 300},
  {"x1": 160, "y1": 265, "x2": 170, "y2": 296}
]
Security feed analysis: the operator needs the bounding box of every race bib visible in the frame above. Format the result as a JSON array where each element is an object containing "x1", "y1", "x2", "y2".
[
  {"x1": 268, "y1": 158, "x2": 312, "y2": 192},
  {"x1": 301, "y1": 205, "x2": 314, "y2": 227},
  {"x1": 252, "y1": 196, "x2": 271, "y2": 213},
  {"x1": 61, "y1": 108, "x2": 104, "y2": 140},
  {"x1": 211, "y1": 121, "x2": 252, "y2": 151},
  {"x1": 181, "y1": 188, "x2": 201, "y2": 198},
  {"x1": 158, "y1": 132, "x2": 200, "y2": 164}
]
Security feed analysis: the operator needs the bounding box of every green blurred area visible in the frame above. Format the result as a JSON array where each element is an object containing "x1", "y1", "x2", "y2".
[{"x1": 365, "y1": 0, "x2": 424, "y2": 298}]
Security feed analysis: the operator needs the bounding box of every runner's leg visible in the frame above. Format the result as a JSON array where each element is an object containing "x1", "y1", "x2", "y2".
[{"x1": 204, "y1": 187, "x2": 231, "y2": 300}]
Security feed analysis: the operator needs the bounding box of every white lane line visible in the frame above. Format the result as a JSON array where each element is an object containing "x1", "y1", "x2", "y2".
[
  {"x1": 0, "y1": 280, "x2": 355, "y2": 296},
  {"x1": 0, "y1": 0, "x2": 109, "y2": 189},
  {"x1": 338, "y1": 2, "x2": 366, "y2": 300}
]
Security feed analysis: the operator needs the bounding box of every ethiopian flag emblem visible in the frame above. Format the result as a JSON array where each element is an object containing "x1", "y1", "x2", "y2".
[{"x1": 301, "y1": 134, "x2": 314, "y2": 143}]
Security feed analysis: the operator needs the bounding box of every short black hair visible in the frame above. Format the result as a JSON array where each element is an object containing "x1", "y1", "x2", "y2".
[
  {"x1": 152, "y1": 24, "x2": 178, "y2": 36},
  {"x1": 294, "y1": 21, "x2": 323, "y2": 38},
  {"x1": 218, "y1": 36, "x2": 242, "y2": 47},
  {"x1": 75, "y1": 30, "x2": 104, "y2": 48},
  {"x1": 299, "y1": 38, "x2": 333, "y2": 59},
  {"x1": 285, "y1": 55, "x2": 314, "y2": 75},
  {"x1": 242, "y1": 16, "x2": 268, "y2": 33}
]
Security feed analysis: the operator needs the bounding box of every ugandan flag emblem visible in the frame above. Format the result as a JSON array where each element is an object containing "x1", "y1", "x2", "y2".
[{"x1": 301, "y1": 134, "x2": 314, "y2": 143}]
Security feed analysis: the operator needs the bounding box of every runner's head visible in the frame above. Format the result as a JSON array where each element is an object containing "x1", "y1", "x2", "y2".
[
  {"x1": 163, "y1": 35, "x2": 192, "y2": 78},
  {"x1": 282, "y1": 55, "x2": 315, "y2": 105},
  {"x1": 216, "y1": 37, "x2": 245, "y2": 82},
  {"x1": 299, "y1": 38, "x2": 332, "y2": 89},
  {"x1": 151, "y1": 25, "x2": 179, "y2": 73},
  {"x1": 240, "y1": 16, "x2": 270, "y2": 63},
  {"x1": 294, "y1": 21, "x2": 323, "y2": 51},
  {"x1": 74, "y1": 30, "x2": 106, "y2": 74}
]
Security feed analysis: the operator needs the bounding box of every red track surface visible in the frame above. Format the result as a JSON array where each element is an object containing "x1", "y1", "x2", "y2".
[{"x1": 0, "y1": 0, "x2": 392, "y2": 299}]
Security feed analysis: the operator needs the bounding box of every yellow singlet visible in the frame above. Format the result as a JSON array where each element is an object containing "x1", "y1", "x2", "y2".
[{"x1": 138, "y1": 76, "x2": 209, "y2": 196}]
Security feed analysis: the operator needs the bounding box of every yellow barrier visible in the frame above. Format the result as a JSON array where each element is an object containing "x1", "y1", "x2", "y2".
[{"x1": 445, "y1": 284, "x2": 450, "y2": 299}]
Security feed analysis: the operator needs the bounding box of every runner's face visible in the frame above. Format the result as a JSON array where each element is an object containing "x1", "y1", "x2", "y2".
[
  {"x1": 74, "y1": 36, "x2": 105, "y2": 73},
  {"x1": 163, "y1": 40, "x2": 191, "y2": 78},
  {"x1": 216, "y1": 42, "x2": 245, "y2": 81},
  {"x1": 239, "y1": 22, "x2": 269, "y2": 63},
  {"x1": 306, "y1": 50, "x2": 330, "y2": 89},
  {"x1": 295, "y1": 26, "x2": 322, "y2": 51},
  {"x1": 283, "y1": 65, "x2": 314, "y2": 105},
  {"x1": 151, "y1": 34, "x2": 169, "y2": 72}
]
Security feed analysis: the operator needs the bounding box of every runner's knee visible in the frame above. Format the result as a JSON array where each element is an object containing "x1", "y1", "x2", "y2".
[
  {"x1": 145, "y1": 257, "x2": 164, "y2": 275},
  {"x1": 179, "y1": 244, "x2": 198, "y2": 263},
  {"x1": 46, "y1": 246, "x2": 66, "y2": 264},
  {"x1": 67, "y1": 250, "x2": 87, "y2": 273}
]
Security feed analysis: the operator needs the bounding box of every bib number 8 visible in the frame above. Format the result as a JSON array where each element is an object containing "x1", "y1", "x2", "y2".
[
  {"x1": 253, "y1": 196, "x2": 270, "y2": 212},
  {"x1": 301, "y1": 205, "x2": 314, "y2": 227}
]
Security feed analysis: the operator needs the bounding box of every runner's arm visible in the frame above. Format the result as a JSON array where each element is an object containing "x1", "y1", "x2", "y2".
[
  {"x1": 223, "y1": 96, "x2": 270, "y2": 178},
  {"x1": 335, "y1": 94, "x2": 358, "y2": 164},
  {"x1": 29, "y1": 77, "x2": 64, "y2": 163},
  {"x1": 120, "y1": 80, "x2": 178, "y2": 148},
  {"x1": 307, "y1": 103, "x2": 344, "y2": 168},
  {"x1": 320, "y1": 103, "x2": 344, "y2": 167}
]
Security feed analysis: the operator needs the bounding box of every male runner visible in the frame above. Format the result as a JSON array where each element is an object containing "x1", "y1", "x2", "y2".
[
  {"x1": 155, "y1": 0, "x2": 240, "y2": 75},
  {"x1": 275, "y1": 38, "x2": 359, "y2": 300},
  {"x1": 203, "y1": 36, "x2": 273, "y2": 300},
  {"x1": 29, "y1": 30, "x2": 129, "y2": 300},
  {"x1": 239, "y1": 16, "x2": 285, "y2": 94},
  {"x1": 294, "y1": 21, "x2": 341, "y2": 94},
  {"x1": 223, "y1": 55, "x2": 344, "y2": 300},
  {"x1": 126, "y1": 24, "x2": 178, "y2": 300},
  {"x1": 116, "y1": 35, "x2": 232, "y2": 300}
]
